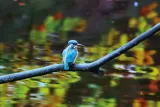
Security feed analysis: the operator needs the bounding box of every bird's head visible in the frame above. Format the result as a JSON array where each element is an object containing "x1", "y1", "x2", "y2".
[{"x1": 68, "y1": 40, "x2": 84, "y2": 48}]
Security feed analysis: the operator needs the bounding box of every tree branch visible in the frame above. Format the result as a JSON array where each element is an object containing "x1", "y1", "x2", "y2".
[{"x1": 0, "y1": 23, "x2": 160, "y2": 84}]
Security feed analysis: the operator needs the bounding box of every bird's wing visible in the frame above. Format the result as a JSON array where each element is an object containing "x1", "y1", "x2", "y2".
[
  {"x1": 62, "y1": 48, "x2": 69, "y2": 70},
  {"x1": 62, "y1": 46, "x2": 77, "y2": 63},
  {"x1": 62, "y1": 45, "x2": 72, "y2": 63},
  {"x1": 67, "y1": 49, "x2": 77, "y2": 63},
  {"x1": 62, "y1": 48, "x2": 67, "y2": 63}
]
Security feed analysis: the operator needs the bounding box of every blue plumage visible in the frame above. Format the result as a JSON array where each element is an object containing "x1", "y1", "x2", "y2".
[{"x1": 62, "y1": 40, "x2": 83, "y2": 70}]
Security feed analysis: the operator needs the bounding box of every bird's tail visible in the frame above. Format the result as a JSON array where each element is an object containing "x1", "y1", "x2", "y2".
[{"x1": 64, "y1": 61, "x2": 69, "y2": 70}]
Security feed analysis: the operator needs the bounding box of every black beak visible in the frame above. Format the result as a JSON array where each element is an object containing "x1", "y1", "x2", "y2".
[{"x1": 77, "y1": 44, "x2": 85, "y2": 47}]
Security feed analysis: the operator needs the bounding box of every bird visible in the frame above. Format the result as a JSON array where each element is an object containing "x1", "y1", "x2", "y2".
[{"x1": 62, "y1": 40, "x2": 84, "y2": 70}]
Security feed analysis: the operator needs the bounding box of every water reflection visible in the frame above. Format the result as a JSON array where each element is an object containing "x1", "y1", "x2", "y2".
[
  {"x1": 0, "y1": 72, "x2": 81, "y2": 107},
  {"x1": 1, "y1": 36, "x2": 160, "y2": 106},
  {"x1": 1, "y1": 0, "x2": 160, "y2": 107},
  {"x1": 0, "y1": 67, "x2": 160, "y2": 107}
]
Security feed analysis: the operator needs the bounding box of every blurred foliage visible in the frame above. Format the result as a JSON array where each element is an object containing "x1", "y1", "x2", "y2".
[{"x1": 0, "y1": 0, "x2": 160, "y2": 107}]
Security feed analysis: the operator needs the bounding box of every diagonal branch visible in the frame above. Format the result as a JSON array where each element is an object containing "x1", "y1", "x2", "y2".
[
  {"x1": 0, "y1": 23, "x2": 160, "y2": 84},
  {"x1": 90, "y1": 23, "x2": 160, "y2": 68}
]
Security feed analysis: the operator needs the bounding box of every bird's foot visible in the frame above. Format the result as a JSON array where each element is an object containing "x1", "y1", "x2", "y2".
[{"x1": 68, "y1": 62, "x2": 75, "y2": 71}]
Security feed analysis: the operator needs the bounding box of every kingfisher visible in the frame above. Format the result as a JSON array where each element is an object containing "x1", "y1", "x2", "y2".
[{"x1": 62, "y1": 40, "x2": 84, "y2": 70}]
